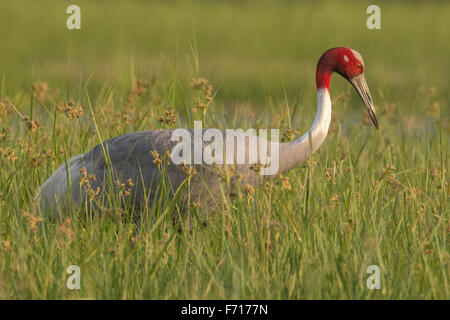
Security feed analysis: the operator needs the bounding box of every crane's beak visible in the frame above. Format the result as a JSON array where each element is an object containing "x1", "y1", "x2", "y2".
[{"x1": 349, "y1": 74, "x2": 379, "y2": 129}]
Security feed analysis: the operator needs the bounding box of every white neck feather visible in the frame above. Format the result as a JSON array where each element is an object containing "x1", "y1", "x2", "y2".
[{"x1": 278, "y1": 88, "x2": 332, "y2": 173}]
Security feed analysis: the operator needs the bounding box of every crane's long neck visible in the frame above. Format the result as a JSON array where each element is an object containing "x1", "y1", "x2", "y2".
[
  {"x1": 278, "y1": 88, "x2": 331, "y2": 173},
  {"x1": 278, "y1": 62, "x2": 333, "y2": 173}
]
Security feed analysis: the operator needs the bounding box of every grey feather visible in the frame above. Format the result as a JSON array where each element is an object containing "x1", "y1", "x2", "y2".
[{"x1": 35, "y1": 129, "x2": 268, "y2": 218}]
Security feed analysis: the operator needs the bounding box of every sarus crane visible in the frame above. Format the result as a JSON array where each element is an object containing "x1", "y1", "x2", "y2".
[{"x1": 35, "y1": 47, "x2": 379, "y2": 218}]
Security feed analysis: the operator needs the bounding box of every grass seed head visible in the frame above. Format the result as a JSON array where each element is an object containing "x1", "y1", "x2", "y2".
[
  {"x1": 191, "y1": 77, "x2": 213, "y2": 114},
  {"x1": 281, "y1": 175, "x2": 292, "y2": 190},
  {"x1": 130, "y1": 78, "x2": 149, "y2": 97},
  {"x1": 22, "y1": 116, "x2": 43, "y2": 133},
  {"x1": 57, "y1": 218, "x2": 74, "y2": 241},
  {"x1": 57, "y1": 100, "x2": 84, "y2": 120},
  {"x1": 282, "y1": 128, "x2": 299, "y2": 142},
  {"x1": 180, "y1": 161, "x2": 197, "y2": 177},
  {"x1": 159, "y1": 109, "x2": 177, "y2": 126},
  {"x1": 1, "y1": 240, "x2": 11, "y2": 253},
  {"x1": 0, "y1": 102, "x2": 14, "y2": 121},
  {"x1": 22, "y1": 210, "x2": 42, "y2": 232},
  {"x1": 0, "y1": 146, "x2": 17, "y2": 163},
  {"x1": 33, "y1": 82, "x2": 49, "y2": 101},
  {"x1": 151, "y1": 150, "x2": 162, "y2": 165}
]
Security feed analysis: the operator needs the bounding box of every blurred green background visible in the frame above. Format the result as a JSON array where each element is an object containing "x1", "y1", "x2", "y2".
[{"x1": 1, "y1": 0, "x2": 449, "y2": 102}]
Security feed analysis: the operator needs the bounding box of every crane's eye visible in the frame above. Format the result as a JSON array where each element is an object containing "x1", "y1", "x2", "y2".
[{"x1": 357, "y1": 64, "x2": 363, "y2": 71}]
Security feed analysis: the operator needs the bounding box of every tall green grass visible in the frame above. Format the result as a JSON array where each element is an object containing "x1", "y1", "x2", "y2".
[{"x1": 0, "y1": 0, "x2": 448, "y2": 299}]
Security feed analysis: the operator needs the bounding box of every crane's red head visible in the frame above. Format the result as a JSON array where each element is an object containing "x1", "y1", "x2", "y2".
[{"x1": 316, "y1": 47, "x2": 379, "y2": 129}]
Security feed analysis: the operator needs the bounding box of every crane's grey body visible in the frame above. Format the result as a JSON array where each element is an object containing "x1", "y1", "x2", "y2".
[
  {"x1": 36, "y1": 48, "x2": 379, "y2": 219},
  {"x1": 36, "y1": 129, "x2": 268, "y2": 218}
]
